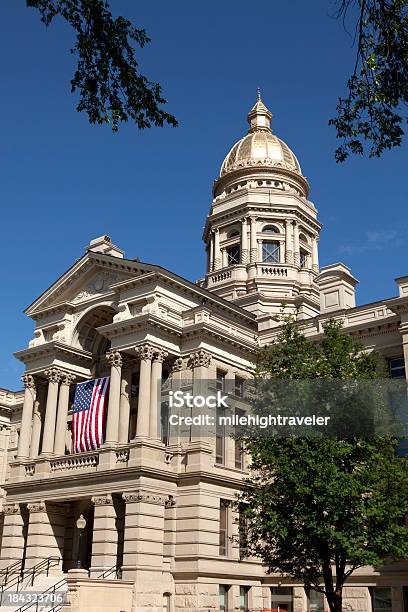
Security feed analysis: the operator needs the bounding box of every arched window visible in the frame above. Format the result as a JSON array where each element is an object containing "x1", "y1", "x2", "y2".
[
  {"x1": 262, "y1": 225, "x2": 279, "y2": 234},
  {"x1": 299, "y1": 233, "x2": 308, "y2": 243},
  {"x1": 262, "y1": 241, "x2": 280, "y2": 263},
  {"x1": 300, "y1": 249, "x2": 308, "y2": 268},
  {"x1": 163, "y1": 593, "x2": 171, "y2": 612}
]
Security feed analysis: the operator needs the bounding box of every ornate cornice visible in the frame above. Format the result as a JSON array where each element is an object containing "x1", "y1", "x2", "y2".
[
  {"x1": 189, "y1": 349, "x2": 212, "y2": 368},
  {"x1": 92, "y1": 493, "x2": 113, "y2": 506},
  {"x1": 122, "y1": 491, "x2": 167, "y2": 506}
]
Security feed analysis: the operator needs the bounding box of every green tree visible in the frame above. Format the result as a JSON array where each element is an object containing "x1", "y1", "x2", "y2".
[
  {"x1": 331, "y1": 0, "x2": 408, "y2": 161},
  {"x1": 238, "y1": 320, "x2": 408, "y2": 612},
  {"x1": 27, "y1": 0, "x2": 177, "y2": 132}
]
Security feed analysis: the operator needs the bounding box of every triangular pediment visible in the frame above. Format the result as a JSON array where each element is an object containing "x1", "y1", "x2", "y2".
[{"x1": 25, "y1": 252, "x2": 155, "y2": 316}]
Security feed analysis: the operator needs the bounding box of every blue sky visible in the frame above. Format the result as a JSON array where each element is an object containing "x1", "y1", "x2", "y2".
[{"x1": 1, "y1": 1, "x2": 407, "y2": 390}]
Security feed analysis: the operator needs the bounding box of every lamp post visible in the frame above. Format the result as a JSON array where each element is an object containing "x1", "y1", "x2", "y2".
[{"x1": 76, "y1": 514, "x2": 86, "y2": 570}]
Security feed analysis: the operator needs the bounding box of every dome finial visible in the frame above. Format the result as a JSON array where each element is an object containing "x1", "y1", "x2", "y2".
[{"x1": 247, "y1": 91, "x2": 272, "y2": 133}]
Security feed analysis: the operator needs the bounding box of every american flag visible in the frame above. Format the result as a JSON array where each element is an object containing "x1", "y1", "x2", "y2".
[{"x1": 72, "y1": 377, "x2": 110, "y2": 453}]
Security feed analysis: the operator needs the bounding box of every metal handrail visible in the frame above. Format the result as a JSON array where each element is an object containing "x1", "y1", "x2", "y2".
[
  {"x1": 15, "y1": 574, "x2": 66, "y2": 612},
  {"x1": 0, "y1": 559, "x2": 24, "y2": 585},
  {"x1": 0, "y1": 556, "x2": 61, "y2": 606}
]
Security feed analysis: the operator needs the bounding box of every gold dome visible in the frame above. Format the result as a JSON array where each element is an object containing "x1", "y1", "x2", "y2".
[{"x1": 220, "y1": 91, "x2": 302, "y2": 177}]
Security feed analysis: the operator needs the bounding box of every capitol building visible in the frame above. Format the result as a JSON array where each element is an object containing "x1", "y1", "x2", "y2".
[{"x1": 0, "y1": 94, "x2": 407, "y2": 612}]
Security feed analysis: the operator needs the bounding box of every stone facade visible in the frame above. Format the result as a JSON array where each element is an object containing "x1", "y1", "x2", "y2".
[{"x1": 0, "y1": 95, "x2": 407, "y2": 611}]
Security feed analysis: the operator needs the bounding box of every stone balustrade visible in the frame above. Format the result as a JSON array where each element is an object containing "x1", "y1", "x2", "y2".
[{"x1": 50, "y1": 453, "x2": 99, "y2": 473}]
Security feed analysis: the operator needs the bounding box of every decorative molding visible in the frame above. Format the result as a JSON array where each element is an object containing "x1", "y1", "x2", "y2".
[
  {"x1": 165, "y1": 495, "x2": 176, "y2": 509},
  {"x1": 171, "y1": 357, "x2": 184, "y2": 372},
  {"x1": 189, "y1": 349, "x2": 212, "y2": 368},
  {"x1": 153, "y1": 348, "x2": 168, "y2": 363},
  {"x1": 3, "y1": 503, "x2": 20, "y2": 515},
  {"x1": 136, "y1": 343, "x2": 154, "y2": 362},
  {"x1": 44, "y1": 368, "x2": 62, "y2": 384},
  {"x1": 91, "y1": 494, "x2": 113, "y2": 506},
  {"x1": 72, "y1": 271, "x2": 121, "y2": 303},
  {"x1": 21, "y1": 374, "x2": 35, "y2": 390},
  {"x1": 106, "y1": 351, "x2": 123, "y2": 368},
  {"x1": 27, "y1": 501, "x2": 46, "y2": 513},
  {"x1": 122, "y1": 491, "x2": 167, "y2": 506},
  {"x1": 60, "y1": 372, "x2": 76, "y2": 386}
]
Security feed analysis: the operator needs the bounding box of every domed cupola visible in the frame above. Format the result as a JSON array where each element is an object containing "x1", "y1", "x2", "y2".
[
  {"x1": 213, "y1": 90, "x2": 309, "y2": 200},
  {"x1": 202, "y1": 91, "x2": 322, "y2": 322}
]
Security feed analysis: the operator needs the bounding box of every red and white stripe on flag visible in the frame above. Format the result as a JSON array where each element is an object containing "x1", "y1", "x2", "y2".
[{"x1": 72, "y1": 377, "x2": 110, "y2": 453}]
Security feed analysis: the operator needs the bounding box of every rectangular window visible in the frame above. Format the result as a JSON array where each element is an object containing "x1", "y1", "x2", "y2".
[
  {"x1": 235, "y1": 376, "x2": 245, "y2": 398},
  {"x1": 372, "y1": 587, "x2": 392, "y2": 612},
  {"x1": 308, "y1": 589, "x2": 324, "y2": 612},
  {"x1": 300, "y1": 250, "x2": 307, "y2": 268},
  {"x1": 238, "y1": 509, "x2": 248, "y2": 558},
  {"x1": 216, "y1": 369, "x2": 226, "y2": 391},
  {"x1": 262, "y1": 241, "x2": 280, "y2": 263},
  {"x1": 219, "y1": 501, "x2": 228, "y2": 556},
  {"x1": 239, "y1": 586, "x2": 249, "y2": 612},
  {"x1": 271, "y1": 587, "x2": 293, "y2": 612},
  {"x1": 227, "y1": 244, "x2": 240, "y2": 265},
  {"x1": 161, "y1": 401, "x2": 169, "y2": 445},
  {"x1": 389, "y1": 357, "x2": 405, "y2": 379},
  {"x1": 235, "y1": 408, "x2": 244, "y2": 469},
  {"x1": 219, "y1": 585, "x2": 229, "y2": 612},
  {"x1": 216, "y1": 406, "x2": 225, "y2": 465}
]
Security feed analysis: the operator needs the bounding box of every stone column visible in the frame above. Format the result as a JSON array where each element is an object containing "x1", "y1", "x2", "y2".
[
  {"x1": 17, "y1": 374, "x2": 36, "y2": 460},
  {"x1": 118, "y1": 369, "x2": 132, "y2": 444},
  {"x1": 285, "y1": 219, "x2": 293, "y2": 264},
  {"x1": 241, "y1": 218, "x2": 249, "y2": 264},
  {"x1": 41, "y1": 368, "x2": 62, "y2": 457},
  {"x1": 25, "y1": 502, "x2": 65, "y2": 571},
  {"x1": 221, "y1": 247, "x2": 227, "y2": 269},
  {"x1": 213, "y1": 228, "x2": 221, "y2": 270},
  {"x1": 293, "y1": 221, "x2": 300, "y2": 266},
  {"x1": 90, "y1": 494, "x2": 118, "y2": 575},
  {"x1": 135, "y1": 344, "x2": 154, "y2": 438},
  {"x1": 54, "y1": 373, "x2": 76, "y2": 456},
  {"x1": 104, "y1": 351, "x2": 123, "y2": 446},
  {"x1": 0, "y1": 504, "x2": 25, "y2": 569},
  {"x1": 312, "y1": 236, "x2": 319, "y2": 272},
  {"x1": 121, "y1": 491, "x2": 166, "y2": 584},
  {"x1": 150, "y1": 349, "x2": 168, "y2": 440},
  {"x1": 189, "y1": 350, "x2": 212, "y2": 443},
  {"x1": 250, "y1": 217, "x2": 258, "y2": 262},
  {"x1": 29, "y1": 382, "x2": 46, "y2": 459},
  {"x1": 209, "y1": 233, "x2": 214, "y2": 272}
]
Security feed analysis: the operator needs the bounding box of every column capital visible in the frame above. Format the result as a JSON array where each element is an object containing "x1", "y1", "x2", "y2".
[
  {"x1": 171, "y1": 357, "x2": 184, "y2": 372},
  {"x1": 3, "y1": 503, "x2": 20, "y2": 515},
  {"x1": 60, "y1": 372, "x2": 76, "y2": 386},
  {"x1": 21, "y1": 374, "x2": 36, "y2": 389},
  {"x1": 106, "y1": 350, "x2": 123, "y2": 367},
  {"x1": 44, "y1": 368, "x2": 62, "y2": 384},
  {"x1": 27, "y1": 501, "x2": 46, "y2": 513},
  {"x1": 189, "y1": 349, "x2": 212, "y2": 368},
  {"x1": 136, "y1": 343, "x2": 154, "y2": 361},
  {"x1": 92, "y1": 493, "x2": 113, "y2": 506},
  {"x1": 122, "y1": 491, "x2": 167, "y2": 506},
  {"x1": 153, "y1": 348, "x2": 168, "y2": 363}
]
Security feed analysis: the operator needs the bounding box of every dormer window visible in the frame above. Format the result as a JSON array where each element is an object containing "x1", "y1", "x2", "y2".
[
  {"x1": 262, "y1": 241, "x2": 280, "y2": 263},
  {"x1": 262, "y1": 225, "x2": 279, "y2": 234},
  {"x1": 227, "y1": 244, "x2": 240, "y2": 265}
]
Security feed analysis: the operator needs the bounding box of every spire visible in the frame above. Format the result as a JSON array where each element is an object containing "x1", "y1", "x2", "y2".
[{"x1": 247, "y1": 90, "x2": 272, "y2": 133}]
